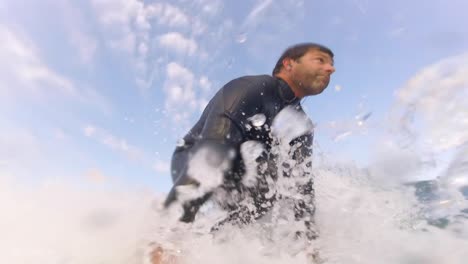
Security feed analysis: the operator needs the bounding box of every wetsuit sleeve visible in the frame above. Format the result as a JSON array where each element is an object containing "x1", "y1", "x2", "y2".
[
  {"x1": 196, "y1": 76, "x2": 263, "y2": 152},
  {"x1": 165, "y1": 77, "x2": 265, "y2": 222},
  {"x1": 290, "y1": 132, "x2": 317, "y2": 241}
]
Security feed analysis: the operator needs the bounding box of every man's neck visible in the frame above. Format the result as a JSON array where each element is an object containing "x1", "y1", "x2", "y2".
[{"x1": 274, "y1": 73, "x2": 304, "y2": 99}]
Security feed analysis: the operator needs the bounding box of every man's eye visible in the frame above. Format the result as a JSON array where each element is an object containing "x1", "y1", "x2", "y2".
[{"x1": 316, "y1": 58, "x2": 325, "y2": 63}]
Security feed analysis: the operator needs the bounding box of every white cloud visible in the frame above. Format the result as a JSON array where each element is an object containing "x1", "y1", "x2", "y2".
[
  {"x1": 158, "y1": 32, "x2": 198, "y2": 56},
  {"x1": 92, "y1": 0, "x2": 143, "y2": 27},
  {"x1": 191, "y1": 19, "x2": 208, "y2": 36},
  {"x1": 83, "y1": 124, "x2": 143, "y2": 160},
  {"x1": 108, "y1": 32, "x2": 136, "y2": 54},
  {"x1": 0, "y1": 25, "x2": 109, "y2": 113},
  {"x1": 199, "y1": 76, "x2": 212, "y2": 92},
  {"x1": 53, "y1": 1, "x2": 99, "y2": 64},
  {"x1": 146, "y1": 3, "x2": 190, "y2": 27},
  {"x1": 199, "y1": 0, "x2": 223, "y2": 16},
  {"x1": 394, "y1": 52, "x2": 468, "y2": 151},
  {"x1": 164, "y1": 62, "x2": 197, "y2": 108},
  {"x1": 166, "y1": 62, "x2": 194, "y2": 81},
  {"x1": 79, "y1": 86, "x2": 113, "y2": 115},
  {"x1": 91, "y1": 0, "x2": 141, "y2": 54},
  {"x1": 162, "y1": 62, "x2": 213, "y2": 127},
  {"x1": 138, "y1": 42, "x2": 148, "y2": 56},
  {"x1": 91, "y1": 0, "x2": 192, "y2": 51},
  {"x1": 71, "y1": 31, "x2": 98, "y2": 64},
  {"x1": 90, "y1": 1, "x2": 200, "y2": 94},
  {"x1": 91, "y1": 0, "x2": 152, "y2": 91},
  {"x1": 0, "y1": 25, "x2": 77, "y2": 98}
]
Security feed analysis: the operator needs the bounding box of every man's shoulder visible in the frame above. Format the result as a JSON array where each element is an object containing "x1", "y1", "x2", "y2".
[
  {"x1": 220, "y1": 74, "x2": 277, "y2": 95},
  {"x1": 209, "y1": 75, "x2": 276, "y2": 114},
  {"x1": 233, "y1": 74, "x2": 277, "y2": 87}
]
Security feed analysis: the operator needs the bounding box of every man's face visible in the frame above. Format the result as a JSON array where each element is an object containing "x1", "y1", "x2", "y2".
[{"x1": 289, "y1": 49, "x2": 335, "y2": 96}]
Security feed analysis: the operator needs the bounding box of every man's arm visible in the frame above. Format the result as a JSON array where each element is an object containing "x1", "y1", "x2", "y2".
[
  {"x1": 290, "y1": 132, "x2": 318, "y2": 241},
  {"x1": 164, "y1": 77, "x2": 267, "y2": 222}
]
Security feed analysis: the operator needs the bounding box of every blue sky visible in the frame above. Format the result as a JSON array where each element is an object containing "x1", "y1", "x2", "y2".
[{"x1": 1, "y1": 0, "x2": 467, "y2": 192}]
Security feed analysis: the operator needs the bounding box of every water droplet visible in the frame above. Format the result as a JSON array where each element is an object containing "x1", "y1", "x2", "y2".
[
  {"x1": 242, "y1": 112, "x2": 246, "y2": 116},
  {"x1": 176, "y1": 139, "x2": 185, "y2": 147},
  {"x1": 248, "y1": 114, "x2": 267, "y2": 127},
  {"x1": 236, "y1": 32, "x2": 247, "y2": 43},
  {"x1": 333, "y1": 131, "x2": 352, "y2": 142},
  {"x1": 355, "y1": 112, "x2": 372, "y2": 121},
  {"x1": 226, "y1": 58, "x2": 234, "y2": 68}
]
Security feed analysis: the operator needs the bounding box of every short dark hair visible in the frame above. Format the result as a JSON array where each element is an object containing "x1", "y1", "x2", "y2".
[{"x1": 272, "y1": 43, "x2": 334, "y2": 75}]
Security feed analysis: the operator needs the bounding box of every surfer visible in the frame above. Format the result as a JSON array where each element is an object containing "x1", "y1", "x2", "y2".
[{"x1": 154, "y1": 42, "x2": 335, "y2": 263}]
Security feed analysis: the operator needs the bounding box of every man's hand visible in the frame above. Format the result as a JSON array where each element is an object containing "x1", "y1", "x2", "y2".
[{"x1": 149, "y1": 245, "x2": 179, "y2": 264}]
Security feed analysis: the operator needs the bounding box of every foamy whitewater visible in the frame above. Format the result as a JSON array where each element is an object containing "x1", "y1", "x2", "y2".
[{"x1": 1, "y1": 54, "x2": 467, "y2": 263}]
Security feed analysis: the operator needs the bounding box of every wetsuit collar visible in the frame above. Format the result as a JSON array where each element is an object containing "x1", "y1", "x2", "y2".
[{"x1": 276, "y1": 77, "x2": 300, "y2": 105}]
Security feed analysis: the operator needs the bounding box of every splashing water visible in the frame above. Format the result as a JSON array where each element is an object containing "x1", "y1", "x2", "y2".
[
  {"x1": 156, "y1": 106, "x2": 468, "y2": 262},
  {"x1": 0, "y1": 177, "x2": 159, "y2": 263},
  {"x1": 1, "y1": 56, "x2": 468, "y2": 263},
  {"x1": 247, "y1": 113, "x2": 267, "y2": 128},
  {"x1": 2, "y1": 160, "x2": 467, "y2": 264},
  {"x1": 1, "y1": 127, "x2": 467, "y2": 263}
]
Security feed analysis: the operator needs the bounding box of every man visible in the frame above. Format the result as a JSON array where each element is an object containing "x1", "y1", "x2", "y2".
[{"x1": 163, "y1": 42, "x2": 335, "y2": 247}]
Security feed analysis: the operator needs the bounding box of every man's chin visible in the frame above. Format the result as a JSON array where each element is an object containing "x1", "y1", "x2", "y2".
[{"x1": 308, "y1": 86, "x2": 326, "y2": 95}]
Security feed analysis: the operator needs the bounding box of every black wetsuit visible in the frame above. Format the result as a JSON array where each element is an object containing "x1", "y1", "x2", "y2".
[{"x1": 164, "y1": 74, "x2": 316, "y2": 240}]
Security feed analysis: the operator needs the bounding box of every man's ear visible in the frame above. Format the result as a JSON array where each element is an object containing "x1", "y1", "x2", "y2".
[{"x1": 282, "y1": 58, "x2": 293, "y2": 70}]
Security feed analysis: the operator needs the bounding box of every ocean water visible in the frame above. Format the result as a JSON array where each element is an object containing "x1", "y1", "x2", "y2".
[
  {"x1": 1, "y1": 118, "x2": 467, "y2": 264},
  {"x1": 1, "y1": 157, "x2": 466, "y2": 264}
]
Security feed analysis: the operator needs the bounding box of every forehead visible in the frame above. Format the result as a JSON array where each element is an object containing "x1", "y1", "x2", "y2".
[
  {"x1": 305, "y1": 48, "x2": 333, "y2": 59},
  {"x1": 302, "y1": 48, "x2": 334, "y2": 65}
]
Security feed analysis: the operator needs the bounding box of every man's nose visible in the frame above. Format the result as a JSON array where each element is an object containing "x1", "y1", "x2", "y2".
[{"x1": 326, "y1": 64, "x2": 336, "y2": 74}]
